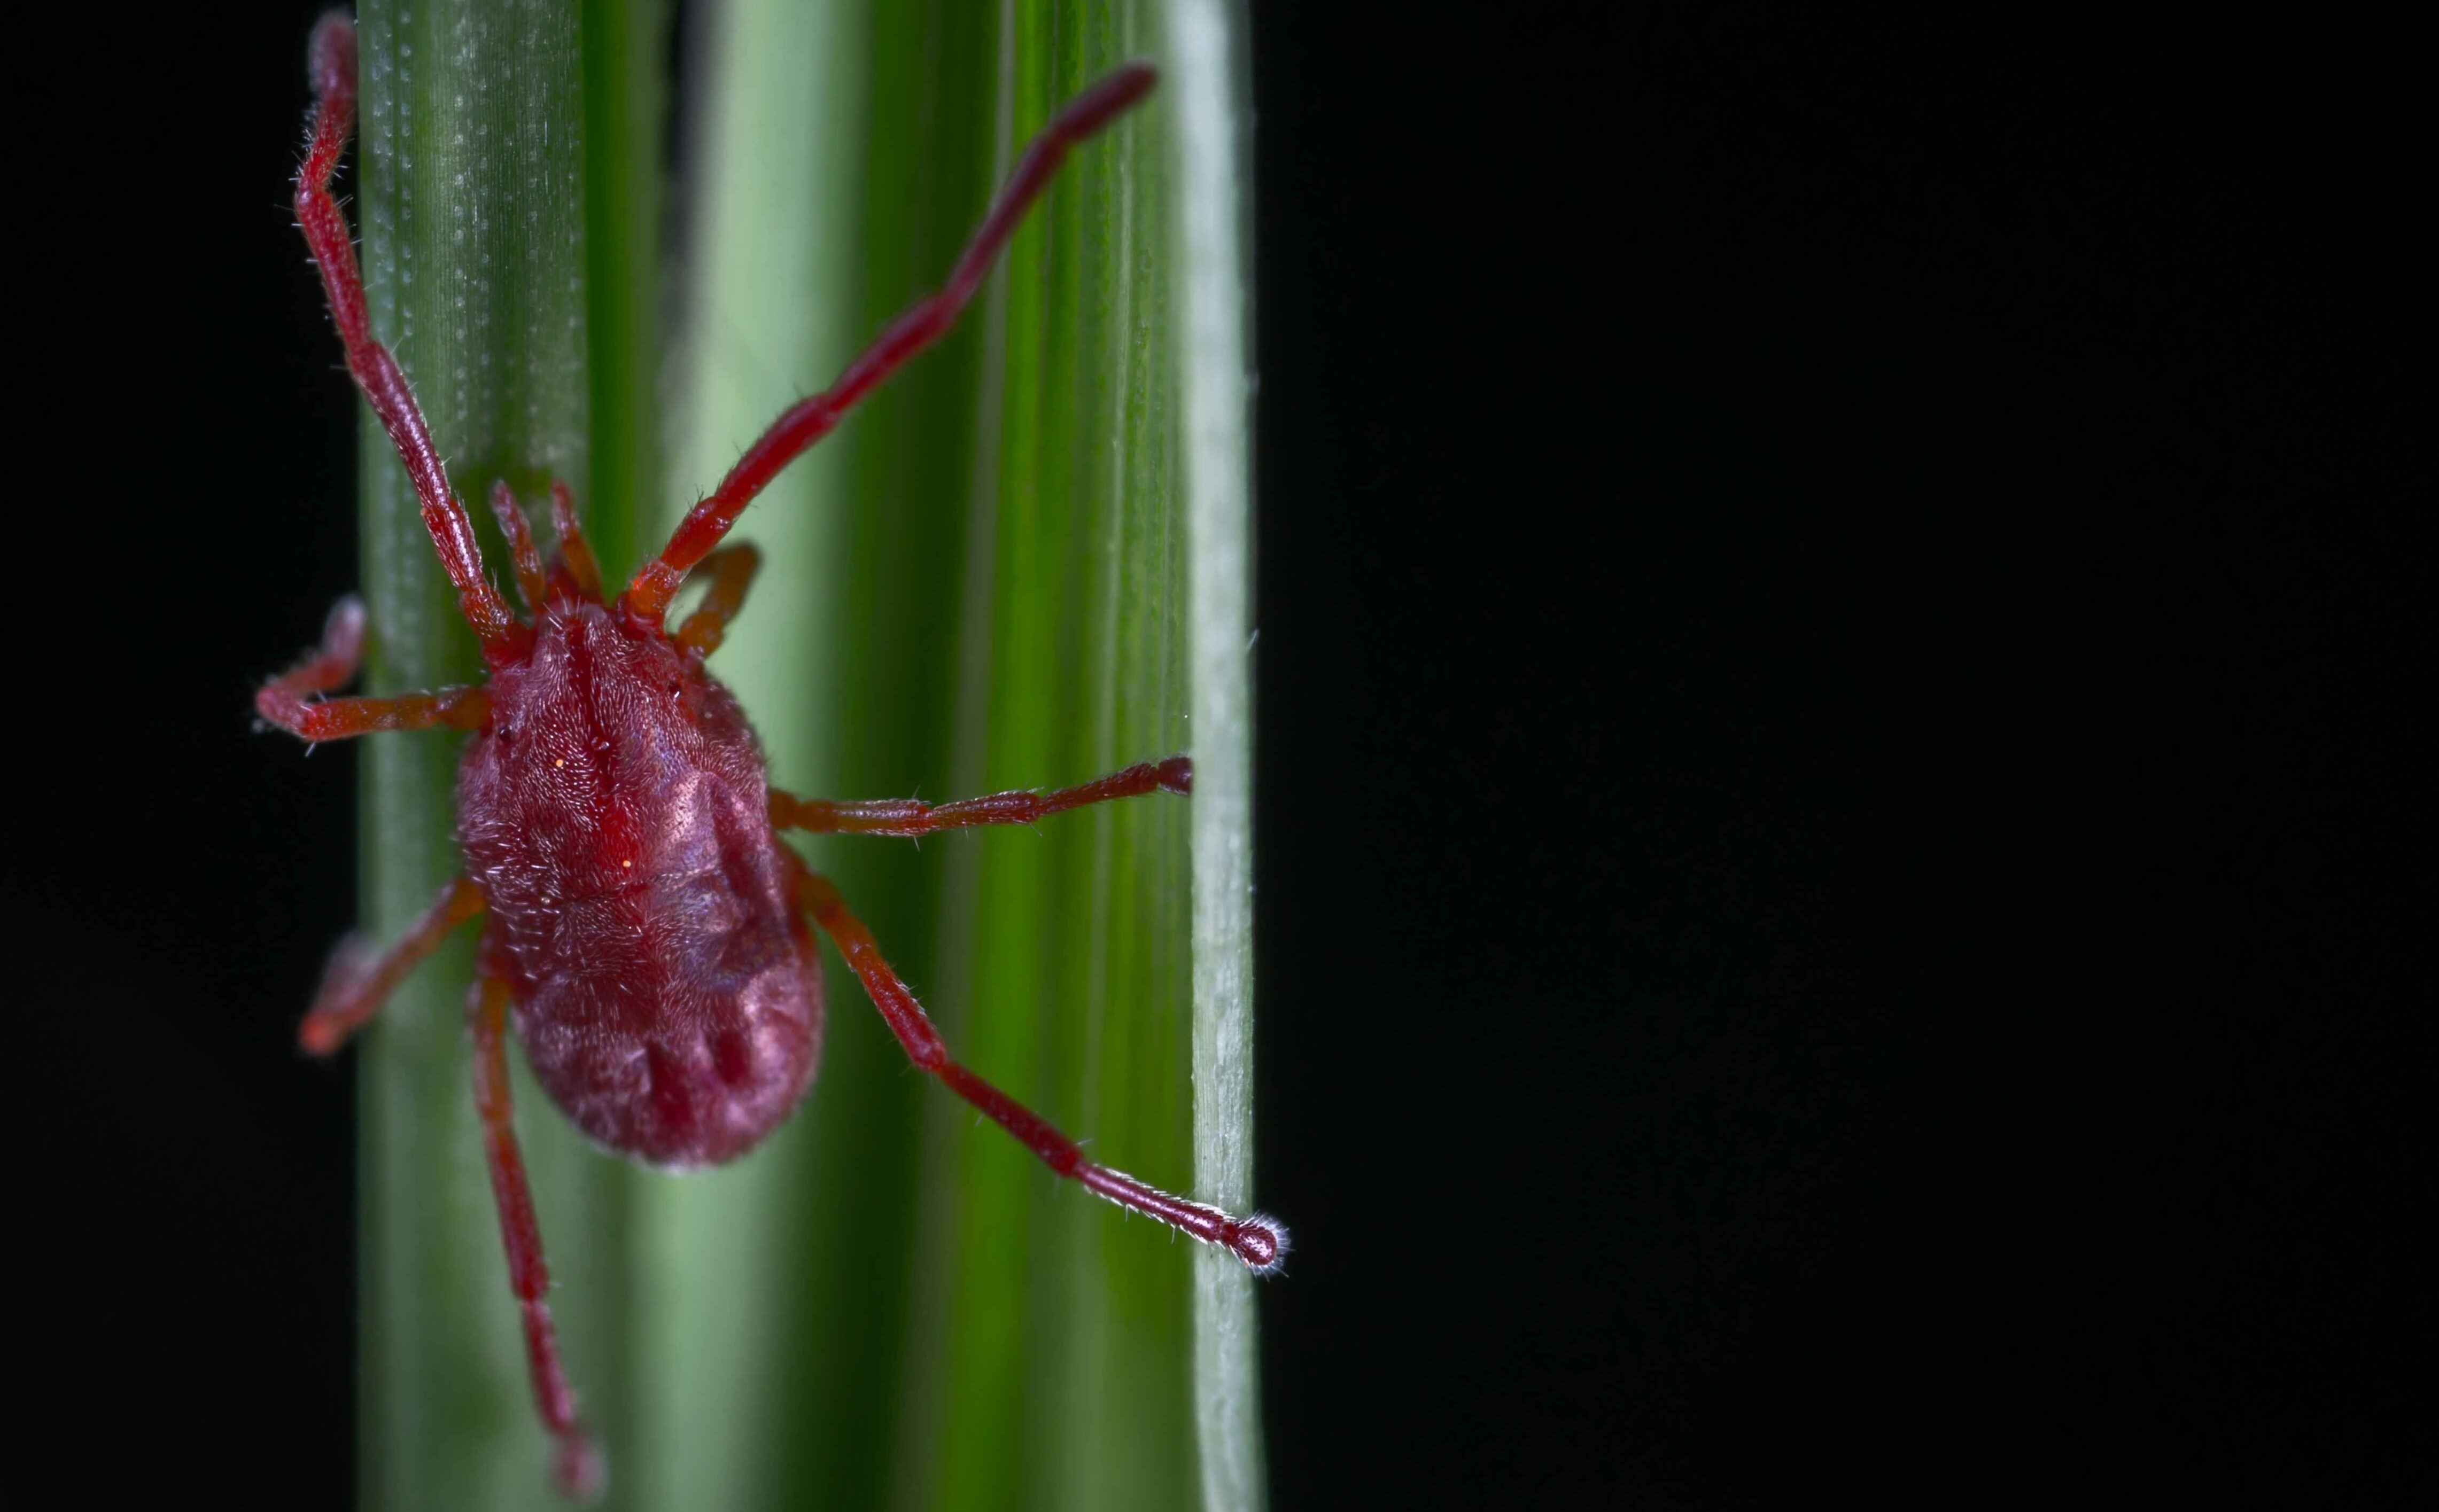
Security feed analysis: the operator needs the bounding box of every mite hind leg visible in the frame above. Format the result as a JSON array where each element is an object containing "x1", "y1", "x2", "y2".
[
  {"x1": 298, "y1": 875, "x2": 486, "y2": 1055},
  {"x1": 784, "y1": 851, "x2": 1285, "y2": 1273},
  {"x1": 768, "y1": 757, "x2": 1191, "y2": 838},
  {"x1": 257, "y1": 595, "x2": 492, "y2": 742},
  {"x1": 467, "y1": 965, "x2": 604, "y2": 1500}
]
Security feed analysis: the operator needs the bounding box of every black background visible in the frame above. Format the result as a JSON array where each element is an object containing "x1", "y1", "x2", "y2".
[{"x1": 13, "y1": 2, "x2": 2428, "y2": 1506}]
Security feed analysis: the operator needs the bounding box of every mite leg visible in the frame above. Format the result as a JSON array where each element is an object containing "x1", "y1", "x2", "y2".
[
  {"x1": 294, "y1": 16, "x2": 525, "y2": 664},
  {"x1": 259, "y1": 685, "x2": 490, "y2": 743},
  {"x1": 787, "y1": 853, "x2": 1286, "y2": 1273},
  {"x1": 468, "y1": 968, "x2": 605, "y2": 1501},
  {"x1": 671, "y1": 544, "x2": 763, "y2": 657},
  {"x1": 769, "y1": 756, "x2": 1191, "y2": 838},
  {"x1": 548, "y1": 480, "x2": 605, "y2": 603},
  {"x1": 624, "y1": 63, "x2": 1160, "y2": 621},
  {"x1": 257, "y1": 595, "x2": 492, "y2": 742},
  {"x1": 297, "y1": 875, "x2": 486, "y2": 1055},
  {"x1": 260, "y1": 594, "x2": 367, "y2": 702},
  {"x1": 487, "y1": 482, "x2": 551, "y2": 613}
]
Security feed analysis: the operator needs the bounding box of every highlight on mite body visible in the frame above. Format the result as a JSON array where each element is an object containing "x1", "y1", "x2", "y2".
[{"x1": 260, "y1": 12, "x2": 1284, "y2": 1498}]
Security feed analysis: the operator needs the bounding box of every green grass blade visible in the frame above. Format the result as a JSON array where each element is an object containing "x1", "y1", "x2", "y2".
[
  {"x1": 351, "y1": 0, "x2": 1257, "y2": 1502},
  {"x1": 579, "y1": 0, "x2": 670, "y2": 588},
  {"x1": 352, "y1": 2, "x2": 659, "y2": 1505},
  {"x1": 662, "y1": 1, "x2": 1262, "y2": 1507}
]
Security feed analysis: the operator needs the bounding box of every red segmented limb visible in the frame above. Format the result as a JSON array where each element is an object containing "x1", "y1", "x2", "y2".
[
  {"x1": 260, "y1": 594, "x2": 369, "y2": 702},
  {"x1": 769, "y1": 755, "x2": 1191, "y2": 838},
  {"x1": 259, "y1": 683, "x2": 492, "y2": 743},
  {"x1": 623, "y1": 62, "x2": 1160, "y2": 622},
  {"x1": 255, "y1": 593, "x2": 494, "y2": 741},
  {"x1": 488, "y1": 481, "x2": 552, "y2": 612},
  {"x1": 298, "y1": 876, "x2": 486, "y2": 1055},
  {"x1": 787, "y1": 853, "x2": 1286, "y2": 1273},
  {"x1": 296, "y1": 14, "x2": 527, "y2": 665},
  {"x1": 671, "y1": 544, "x2": 763, "y2": 656},
  {"x1": 548, "y1": 480, "x2": 605, "y2": 603},
  {"x1": 468, "y1": 968, "x2": 605, "y2": 1501}
]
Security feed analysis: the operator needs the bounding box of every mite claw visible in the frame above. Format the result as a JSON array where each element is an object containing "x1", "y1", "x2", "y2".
[
  {"x1": 322, "y1": 593, "x2": 368, "y2": 659},
  {"x1": 1227, "y1": 1214, "x2": 1292, "y2": 1276},
  {"x1": 298, "y1": 932, "x2": 374, "y2": 1056},
  {"x1": 553, "y1": 1433, "x2": 608, "y2": 1503}
]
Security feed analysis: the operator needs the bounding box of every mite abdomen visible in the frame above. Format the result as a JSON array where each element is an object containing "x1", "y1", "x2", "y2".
[{"x1": 511, "y1": 874, "x2": 825, "y2": 1168}]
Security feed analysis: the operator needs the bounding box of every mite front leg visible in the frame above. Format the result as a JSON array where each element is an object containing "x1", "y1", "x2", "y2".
[
  {"x1": 786, "y1": 852, "x2": 1286, "y2": 1273},
  {"x1": 768, "y1": 757, "x2": 1190, "y2": 838},
  {"x1": 262, "y1": 595, "x2": 368, "y2": 701},
  {"x1": 256, "y1": 594, "x2": 493, "y2": 742},
  {"x1": 298, "y1": 876, "x2": 486, "y2": 1055},
  {"x1": 468, "y1": 969, "x2": 605, "y2": 1501},
  {"x1": 623, "y1": 64, "x2": 1160, "y2": 621},
  {"x1": 294, "y1": 16, "x2": 526, "y2": 663},
  {"x1": 260, "y1": 686, "x2": 491, "y2": 743}
]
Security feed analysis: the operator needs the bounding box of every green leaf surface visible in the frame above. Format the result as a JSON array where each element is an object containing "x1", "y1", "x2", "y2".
[
  {"x1": 352, "y1": 2, "x2": 1258, "y2": 1505},
  {"x1": 352, "y1": 3, "x2": 642, "y2": 1508}
]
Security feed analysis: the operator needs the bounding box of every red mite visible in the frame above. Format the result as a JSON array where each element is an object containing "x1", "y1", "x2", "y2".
[{"x1": 261, "y1": 14, "x2": 1284, "y2": 1497}]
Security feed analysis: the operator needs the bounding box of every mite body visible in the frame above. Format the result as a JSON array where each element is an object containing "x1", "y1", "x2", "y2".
[
  {"x1": 461, "y1": 597, "x2": 821, "y2": 1169},
  {"x1": 260, "y1": 14, "x2": 1281, "y2": 1498}
]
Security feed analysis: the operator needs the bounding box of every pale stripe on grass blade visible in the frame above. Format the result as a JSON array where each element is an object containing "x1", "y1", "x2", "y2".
[{"x1": 1169, "y1": 3, "x2": 1268, "y2": 1509}]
